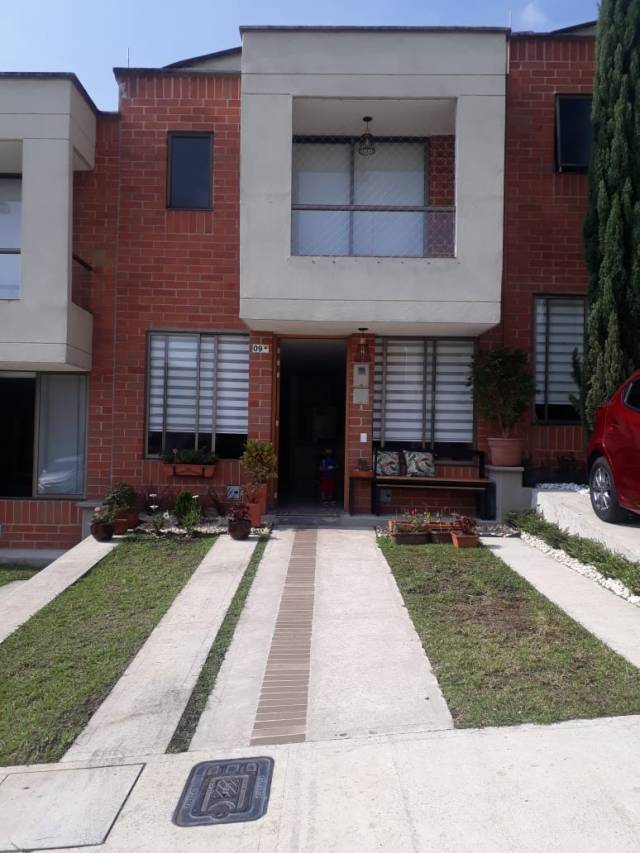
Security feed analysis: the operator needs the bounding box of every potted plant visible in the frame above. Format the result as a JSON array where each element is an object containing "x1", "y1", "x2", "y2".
[
  {"x1": 161, "y1": 448, "x2": 218, "y2": 478},
  {"x1": 468, "y1": 347, "x2": 537, "y2": 467},
  {"x1": 451, "y1": 514, "x2": 480, "y2": 548},
  {"x1": 429, "y1": 511, "x2": 453, "y2": 544},
  {"x1": 105, "y1": 482, "x2": 139, "y2": 535},
  {"x1": 174, "y1": 491, "x2": 202, "y2": 534},
  {"x1": 90, "y1": 505, "x2": 116, "y2": 541},
  {"x1": 240, "y1": 440, "x2": 277, "y2": 528},
  {"x1": 388, "y1": 510, "x2": 431, "y2": 545},
  {"x1": 227, "y1": 502, "x2": 252, "y2": 540}
]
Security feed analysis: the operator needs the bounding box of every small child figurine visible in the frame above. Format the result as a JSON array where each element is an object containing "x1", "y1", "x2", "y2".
[{"x1": 319, "y1": 448, "x2": 337, "y2": 504}]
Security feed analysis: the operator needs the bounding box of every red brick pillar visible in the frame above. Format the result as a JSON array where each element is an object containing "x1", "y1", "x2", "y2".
[
  {"x1": 345, "y1": 333, "x2": 375, "y2": 514},
  {"x1": 248, "y1": 332, "x2": 275, "y2": 442}
]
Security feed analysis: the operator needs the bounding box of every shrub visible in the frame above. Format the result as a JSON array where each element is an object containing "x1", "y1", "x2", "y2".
[
  {"x1": 468, "y1": 348, "x2": 537, "y2": 437},
  {"x1": 105, "y1": 482, "x2": 136, "y2": 513},
  {"x1": 174, "y1": 492, "x2": 202, "y2": 526},
  {"x1": 240, "y1": 440, "x2": 277, "y2": 488}
]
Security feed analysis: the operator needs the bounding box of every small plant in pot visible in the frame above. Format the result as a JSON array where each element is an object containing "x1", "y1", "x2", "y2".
[
  {"x1": 227, "y1": 502, "x2": 252, "y2": 540},
  {"x1": 240, "y1": 440, "x2": 278, "y2": 527},
  {"x1": 468, "y1": 347, "x2": 537, "y2": 467},
  {"x1": 389, "y1": 509, "x2": 431, "y2": 544},
  {"x1": 105, "y1": 482, "x2": 139, "y2": 535},
  {"x1": 90, "y1": 505, "x2": 116, "y2": 541},
  {"x1": 451, "y1": 514, "x2": 480, "y2": 549}
]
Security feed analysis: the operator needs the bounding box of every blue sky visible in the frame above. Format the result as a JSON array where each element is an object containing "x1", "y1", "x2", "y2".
[{"x1": 3, "y1": 0, "x2": 597, "y2": 110}]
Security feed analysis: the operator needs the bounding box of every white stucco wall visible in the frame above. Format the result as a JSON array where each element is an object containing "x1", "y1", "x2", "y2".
[
  {"x1": 0, "y1": 78, "x2": 95, "y2": 370},
  {"x1": 239, "y1": 29, "x2": 507, "y2": 335}
]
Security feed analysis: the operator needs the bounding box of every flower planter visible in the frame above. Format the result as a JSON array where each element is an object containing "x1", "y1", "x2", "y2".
[
  {"x1": 430, "y1": 527, "x2": 453, "y2": 544},
  {"x1": 91, "y1": 522, "x2": 115, "y2": 542},
  {"x1": 113, "y1": 511, "x2": 140, "y2": 535},
  {"x1": 487, "y1": 437, "x2": 524, "y2": 467},
  {"x1": 391, "y1": 531, "x2": 430, "y2": 545},
  {"x1": 451, "y1": 531, "x2": 480, "y2": 549},
  {"x1": 228, "y1": 519, "x2": 251, "y2": 541},
  {"x1": 170, "y1": 463, "x2": 216, "y2": 479}
]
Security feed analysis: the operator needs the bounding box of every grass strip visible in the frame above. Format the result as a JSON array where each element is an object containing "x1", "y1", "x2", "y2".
[
  {"x1": 167, "y1": 535, "x2": 270, "y2": 753},
  {"x1": 0, "y1": 536, "x2": 214, "y2": 765},
  {"x1": 380, "y1": 538, "x2": 640, "y2": 728},
  {"x1": 510, "y1": 510, "x2": 640, "y2": 595},
  {"x1": 0, "y1": 564, "x2": 39, "y2": 587}
]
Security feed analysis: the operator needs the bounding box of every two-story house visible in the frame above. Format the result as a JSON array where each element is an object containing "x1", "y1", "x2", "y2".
[{"x1": 0, "y1": 23, "x2": 595, "y2": 552}]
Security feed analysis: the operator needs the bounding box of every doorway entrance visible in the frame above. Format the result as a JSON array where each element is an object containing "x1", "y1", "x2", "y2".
[{"x1": 277, "y1": 339, "x2": 347, "y2": 509}]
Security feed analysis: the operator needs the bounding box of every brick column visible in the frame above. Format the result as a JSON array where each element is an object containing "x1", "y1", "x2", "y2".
[
  {"x1": 248, "y1": 332, "x2": 276, "y2": 442},
  {"x1": 345, "y1": 333, "x2": 375, "y2": 514}
]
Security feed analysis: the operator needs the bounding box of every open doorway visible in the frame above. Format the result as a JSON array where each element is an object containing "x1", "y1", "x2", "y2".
[{"x1": 278, "y1": 339, "x2": 347, "y2": 509}]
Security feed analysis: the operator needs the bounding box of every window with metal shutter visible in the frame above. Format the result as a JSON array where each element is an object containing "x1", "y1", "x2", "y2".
[
  {"x1": 534, "y1": 297, "x2": 585, "y2": 422},
  {"x1": 374, "y1": 337, "x2": 473, "y2": 447},
  {"x1": 147, "y1": 332, "x2": 249, "y2": 456}
]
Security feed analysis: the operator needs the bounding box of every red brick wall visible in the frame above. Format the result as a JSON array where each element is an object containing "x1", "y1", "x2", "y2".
[
  {"x1": 345, "y1": 333, "x2": 375, "y2": 513},
  {"x1": 0, "y1": 501, "x2": 83, "y2": 550},
  {"x1": 479, "y1": 34, "x2": 594, "y2": 466},
  {"x1": 429, "y1": 135, "x2": 455, "y2": 205}
]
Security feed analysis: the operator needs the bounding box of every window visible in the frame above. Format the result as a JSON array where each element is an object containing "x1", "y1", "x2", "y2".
[
  {"x1": 0, "y1": 177, "x2": 21, "y2": 299},
  {"x1": 556, "y1": 95, "x2": 592, "y2": 172},
  {"x1": 147, "y1": 332, "x2": 249, "y2": 458},
  {"x1": 291, "y1": 139, "x2": 454, "y2": 258},
  {"x1": 625, "y1": 380, "x2": 640, "y2": 412},
  {"x1": 0, "y1": 373, "x2": 87, "y2": 498},
  {"x1": 373, "y1": 338, "x2": 474, "y2": 451},
  {"x1": 534, "y1": 296, "x2": 585, "y2": 422},
  {"x1": 167, "y1": 133, "x2": 212, "y2": 209}
]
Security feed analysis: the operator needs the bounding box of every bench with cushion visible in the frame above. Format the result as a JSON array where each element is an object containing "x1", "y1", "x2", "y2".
[{"x1": 372, "y1": 448, "x2": 493, "y2": 517}]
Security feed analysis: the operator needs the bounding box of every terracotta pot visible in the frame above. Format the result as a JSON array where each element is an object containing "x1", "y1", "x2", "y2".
[
  {"x1": 228, "y1": 519, "x2": 251, "y2": 540},
  {"x1": 451, "y1": 531, "x2": 480, "y2": 549},
  {"x1": 91, "y1": 522, "x2": 114, "y2": 542},
  {"x1": 113, "y1": 510, "x2": 140, "y2": 535},
  {"x1": 248, "y1": 501, "x2": 263, "y2": 528},
  {"x1": 487, "y1": 437, "x2": 524, "y2": 467},
  {"x1": 391, "y1": 531, "x2": 430, "y2": 545}
]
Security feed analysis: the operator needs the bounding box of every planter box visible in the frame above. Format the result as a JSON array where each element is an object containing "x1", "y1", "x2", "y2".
[
  {"x1": 350, "y1": 469, "x2": 373, "y2": 479},
  {"x1": 113, "y1": 511, "x2": 140, "y2": 535},
  {"x1": 430, "y1": 528, "x2": 452, "y2": 544},
  {"x1": 391, "y1": 531, "x2": 430, "y2": 545},
  {"x1": 164, "y1": 463, "x2": 217, "y2": 479},
  {"x1": 451, "y1": 531, "x2": 480, "y2": 549}
]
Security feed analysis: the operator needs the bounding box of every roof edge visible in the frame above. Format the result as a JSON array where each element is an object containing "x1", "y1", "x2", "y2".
[
  {"x1": 113, "y1": 66, "x2": 240, "y2": 79},
  {"x1": 239, "y1": 25, "x2": 510, "y2": 34},
  {"x1": 0, "y1": 71, "x2": 102, "y2": 115},
  {"x1": 164, "y1": 45, "x2": 241, "y2": 69}
]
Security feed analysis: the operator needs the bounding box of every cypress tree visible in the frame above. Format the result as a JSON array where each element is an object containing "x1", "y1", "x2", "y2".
[{"x1": 578, "y1": 0, "x2": 640, "y2": 430}]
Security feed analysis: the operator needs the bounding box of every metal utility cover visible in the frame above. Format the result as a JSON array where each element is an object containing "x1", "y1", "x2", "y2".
[{"x1": 173, "y1": 757, "x2": 274, "y2": 827}]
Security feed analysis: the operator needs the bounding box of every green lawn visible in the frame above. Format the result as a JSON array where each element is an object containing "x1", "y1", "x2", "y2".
[
  {"x1": 510, "y1": 510, "x2": 640, "y2": 595},
  {"x1": 380, "y1": 538, "x2": 640, "y2": 728},
  {"x1": 168, "y1": 535, "x2": 269, "y2": 753},
  {"x1": 0, "y1": 536, "x2": 215, "y2": 766},
  {"x1": 0, "y1": 564, "x2": 39, "y2": 587}
]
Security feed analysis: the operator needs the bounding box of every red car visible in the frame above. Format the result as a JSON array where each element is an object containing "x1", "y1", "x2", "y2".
[{"x1": 588, "y1": 370, "x2": 640, "y2": 522}]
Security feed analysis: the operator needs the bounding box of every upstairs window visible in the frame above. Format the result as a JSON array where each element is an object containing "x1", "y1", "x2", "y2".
[
  {"x1": 556, "y1": 95, "x2": 592, "y2": 172},
  {"x1": 0, "y1": 176, "x2": 21, "y2": 299},
  {"x1": 534, "y1": 296, "x2": 585, "y2": 422},
  {"x1": 147, "y1": 332, "x2": 249, "y2": 459},
  {"x1": 167, "y1": 133, "x2": 213, "y2": 209}
]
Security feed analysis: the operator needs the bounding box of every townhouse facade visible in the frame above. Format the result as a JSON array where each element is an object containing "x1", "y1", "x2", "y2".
[{"x1": 0, "y1": 22, "x2": 596, "y2": 550}]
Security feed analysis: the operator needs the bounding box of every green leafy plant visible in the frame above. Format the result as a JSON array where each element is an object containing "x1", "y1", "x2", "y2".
[
  {"x1": 104, "y1": 482, "x2": 136, "y2": 513},
  {"x1": 181, "y1": 504, "x2": 203, "y2": 536},
  {"x1": 161, "y1": 448, "x2": 218, "y2": 465},
  {"x1": 174, "y1": 491, "x2": 202, "y2": 526},
  {"x1": 240, "y1": 440, "x2": 277, "y2": 495},
  {"x1": 91, "y1": 505, "x2": 115, "y2": 524},
  {"x1": 468, "y1": 348, "x2": 537, "y2": 437}
]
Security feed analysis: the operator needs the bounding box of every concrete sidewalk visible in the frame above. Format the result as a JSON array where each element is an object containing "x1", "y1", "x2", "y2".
[
  {"x1": 3, "y1": 715, "x2": 640, "y2": 852},
  {"x1": 487, "y1": 536, "x2": 640, "y2": 669},
  {"x1": 535, "y1": 489, "x2": 640, "y2": 562}
]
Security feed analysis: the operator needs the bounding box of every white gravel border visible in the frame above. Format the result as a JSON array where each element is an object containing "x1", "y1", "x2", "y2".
[{"x1": 521, "y1": 531, "x2": 640, "y2": 607}]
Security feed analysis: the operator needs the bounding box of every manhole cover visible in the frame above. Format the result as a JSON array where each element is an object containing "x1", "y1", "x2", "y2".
[{"x1": 173, "y1": 757, "x2": 274, "y2": 827}]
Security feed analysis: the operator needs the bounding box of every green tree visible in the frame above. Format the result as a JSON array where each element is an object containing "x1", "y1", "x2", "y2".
[{"x1": 578, "y1": 0, "x2": 640, "y2": 429}]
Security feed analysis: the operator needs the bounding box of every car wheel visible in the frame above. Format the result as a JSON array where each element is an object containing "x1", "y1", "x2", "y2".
[{"x1": 589, "y1": 457, "x2": 626, "y2": 523}]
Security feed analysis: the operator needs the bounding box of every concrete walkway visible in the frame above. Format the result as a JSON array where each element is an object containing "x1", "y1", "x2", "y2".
[
  {"x1": 64, "y1": 536, "x2": 256, "y2": 763},
  {"x1": 486, "y1": 536, "x2": 640, "y2": 669},
  {"x1": 3, "y1": 714, "x2": 640, "y2": 852},
  {"x1": 535, "y1": 489, "x2": 640, "y2": 561},
  {"x1": 0, "y1": 536, "x2": 116, "y2": 644}
]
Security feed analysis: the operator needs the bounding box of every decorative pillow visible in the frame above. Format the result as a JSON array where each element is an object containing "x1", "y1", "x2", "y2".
[
  {"x1": 403, "y1": 450, "x2": 435, "y2": 477},
  {"x1": 375, "y1": 451, "x2": 401, "y2": 476}
]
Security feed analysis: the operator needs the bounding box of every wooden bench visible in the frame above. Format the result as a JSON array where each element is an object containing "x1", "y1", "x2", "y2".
[{"x1": 372, "y1": 450, "x2": 493, "y2": 518}]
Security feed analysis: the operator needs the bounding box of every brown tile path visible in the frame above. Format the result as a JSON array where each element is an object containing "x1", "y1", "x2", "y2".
[{"x1": 250, "y1": 528, "x2": 317, "y2": 746}]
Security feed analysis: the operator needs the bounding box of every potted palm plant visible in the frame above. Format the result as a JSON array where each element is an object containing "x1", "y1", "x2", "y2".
[
  {"x1": 468, "y1": 347, "x2": 537, "y2": 467},
  {"x1": 240, "y1": 440, "x2": 277, "y2": 528}
]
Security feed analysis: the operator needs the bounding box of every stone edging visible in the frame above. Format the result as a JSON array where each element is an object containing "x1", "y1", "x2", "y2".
[{"x1": 520, "y1": 531, "x2": 640, "y2": 608}]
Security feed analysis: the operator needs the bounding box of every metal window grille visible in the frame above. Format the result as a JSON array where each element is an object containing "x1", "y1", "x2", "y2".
[
  {"x1": 147, "y1": 332, "x2": 249, "y2": 453},
  {"x1": 291, "y1": 138, "x2": 455, "y2": 258},
  {"x1": 373, "y1": 337, "x2": 474, "y2": 447},
  {"x1": 534, "y1": 296, "x2": 585, "y2": 422}
]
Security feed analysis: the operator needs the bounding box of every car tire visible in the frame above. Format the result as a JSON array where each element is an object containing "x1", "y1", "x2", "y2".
[{"x1": 589, "y1": 456, "x2": 626, "y2": 523}]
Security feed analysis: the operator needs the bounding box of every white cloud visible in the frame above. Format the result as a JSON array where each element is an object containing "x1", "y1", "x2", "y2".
[{"x1": 518, "y1": 1, "x2": 549, "y2": 29}]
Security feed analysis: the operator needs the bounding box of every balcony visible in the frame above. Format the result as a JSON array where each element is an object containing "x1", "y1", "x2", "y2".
[
  {"x1": 239, "y1": 27, "x2": 507, "y2": 336},
  {"x1": 0, "y1": 76, "x2": 96, "y2": 371}
]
